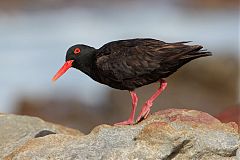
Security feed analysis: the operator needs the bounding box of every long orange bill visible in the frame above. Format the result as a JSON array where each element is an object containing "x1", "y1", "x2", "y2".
[{"x1": 52, "y1": 60, "x2": 74, "y2": 81}]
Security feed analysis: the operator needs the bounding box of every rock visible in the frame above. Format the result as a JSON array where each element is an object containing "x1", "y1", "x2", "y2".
[
  {"x1": 216, "y1": 105, "x2": 240, "y2": 126},
  {"x1": 0, "y1": 113, "x2": 83, "y2": 159},
  {"x1": 1, "y1": 109, "x2": 239, "y2": 160}
]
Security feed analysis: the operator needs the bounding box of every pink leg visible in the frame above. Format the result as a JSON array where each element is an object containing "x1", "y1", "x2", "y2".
[
  {"x1": 136, "y1": 79, "x2": 167, "y2": 122},
  {"x1": 114, "y1": 91, "x2": 138, "y2": 125}
]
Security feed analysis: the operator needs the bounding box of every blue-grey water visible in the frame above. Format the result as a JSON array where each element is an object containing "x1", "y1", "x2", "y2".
[{"x1": 0, "y1": 4, "x2": 238, "y2": 112}]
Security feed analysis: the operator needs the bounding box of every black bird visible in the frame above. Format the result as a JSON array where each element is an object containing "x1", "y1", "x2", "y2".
[{"x1": 52, "y1": 38, "x2": 211, "y2": 125}]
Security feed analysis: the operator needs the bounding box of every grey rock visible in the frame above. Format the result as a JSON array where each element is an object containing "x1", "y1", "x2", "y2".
[
  {"x1": 0, "y1": 113, "x2": 83, "y2": 159},
  {"x1": 1, "y1": 109, "x2": 240, "y2": 160}
]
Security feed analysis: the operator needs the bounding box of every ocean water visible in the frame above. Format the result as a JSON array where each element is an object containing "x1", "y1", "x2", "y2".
[{"x1": 0, "y1": 5, "x2": 238, "y2": 112}]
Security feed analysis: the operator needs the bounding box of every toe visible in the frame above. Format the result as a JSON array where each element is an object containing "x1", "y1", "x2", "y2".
[{"x1": 114, "y1": 120, "x2": 134, "y2": 125}]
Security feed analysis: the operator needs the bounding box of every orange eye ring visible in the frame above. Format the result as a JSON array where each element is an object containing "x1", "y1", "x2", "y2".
[{"x1": 74, "y1": 48, "x2": 81, "y2": 54}]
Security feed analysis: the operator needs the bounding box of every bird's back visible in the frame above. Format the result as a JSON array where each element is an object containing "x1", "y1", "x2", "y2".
[{"x1": 94, "y1": 38, "x2": 211, "y2": 90}]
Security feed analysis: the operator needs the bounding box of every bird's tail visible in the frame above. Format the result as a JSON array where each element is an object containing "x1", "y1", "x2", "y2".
[
  {"x1": 164, "y1": 42, "x2": 212, "y2": 62},
  {"x1": 164, "y1": 43, "x2": 212, "y2": 71},
  {"x1": 181, "y1": 45, "x2": 212, "y2": 60}
]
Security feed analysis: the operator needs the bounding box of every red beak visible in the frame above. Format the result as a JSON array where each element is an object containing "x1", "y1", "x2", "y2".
[{"x1": 52, "y1": 60, "x2": 74, "y2": 81}]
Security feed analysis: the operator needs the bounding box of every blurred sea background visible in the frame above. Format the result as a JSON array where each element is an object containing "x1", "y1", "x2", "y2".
[{"x1": 0, "y1": 0, "x2": 239, "y2": 133}]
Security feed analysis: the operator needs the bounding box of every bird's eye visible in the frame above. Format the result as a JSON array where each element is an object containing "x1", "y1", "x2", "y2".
[{"x1": 74, "y1": 48, "x2": 81, "y2": 54}]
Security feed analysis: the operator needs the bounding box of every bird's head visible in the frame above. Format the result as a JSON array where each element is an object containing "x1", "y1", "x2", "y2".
[{"x1": 52, "y1": 44, "x2": 95, "y2": 81}]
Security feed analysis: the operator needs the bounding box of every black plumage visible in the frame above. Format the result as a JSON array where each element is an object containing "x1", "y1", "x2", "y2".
[
  {"x1": 52, "y1": 38, "x2": 211, "y2": 125},
  {"x1": 93, "y1": 38, "x2": 211, "y2": 90}
]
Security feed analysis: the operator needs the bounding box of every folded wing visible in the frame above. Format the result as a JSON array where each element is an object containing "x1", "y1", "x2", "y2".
[{"x1": 95, "y1": 38, "x2": 211, "y2": 81}]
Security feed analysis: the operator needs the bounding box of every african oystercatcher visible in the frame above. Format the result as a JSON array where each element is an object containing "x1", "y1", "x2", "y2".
[{"x1": 52, "y1": 38, "x2": 211, "y2": 125}]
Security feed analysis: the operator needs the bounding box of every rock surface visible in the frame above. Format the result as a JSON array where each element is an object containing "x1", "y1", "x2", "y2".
[
  {"x1": 0, "y1": 113, "x2": 83, "y2": 159},
  {"x1": 1, "y1": 109, "x2": 239, "y2": 160}
]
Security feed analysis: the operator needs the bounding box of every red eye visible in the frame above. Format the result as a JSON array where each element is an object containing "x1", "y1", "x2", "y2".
[{"x1": 74, "y1": 48, "x2": 81, "y2": 54}]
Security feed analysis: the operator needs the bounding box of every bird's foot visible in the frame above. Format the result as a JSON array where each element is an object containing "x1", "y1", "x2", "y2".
[
  {"x1": 136, "y1": 100, "x2": 152, "y2": 123},
  {"x1": 114, "y1": 119, "x2": 134, "y2": 125}
]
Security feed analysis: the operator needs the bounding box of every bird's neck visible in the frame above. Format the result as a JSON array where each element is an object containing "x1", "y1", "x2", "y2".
[{"x1": 75, "y1": 51, "x2": 97, "y2": 78}]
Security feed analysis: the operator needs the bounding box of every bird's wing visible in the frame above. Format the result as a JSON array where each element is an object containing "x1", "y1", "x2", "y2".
[{"x1": 95, "y1": 38, "x2": 210, "y2": 81}]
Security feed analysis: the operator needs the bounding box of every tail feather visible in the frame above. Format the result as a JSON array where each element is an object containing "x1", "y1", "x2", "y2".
[
  {"x1": 154, "y1": 42, "x2": 212, "y2": 78},
  {"x1": 168, "y1": 44, "x2": 212, "y2": 71},
  {"x1": 181, "y1": 45, "x2": 212, "y2": 60},
  {"x1": 164, "y1": 43, "x2": 212, "y2": 62}
]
